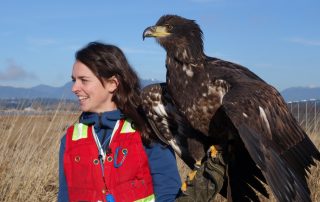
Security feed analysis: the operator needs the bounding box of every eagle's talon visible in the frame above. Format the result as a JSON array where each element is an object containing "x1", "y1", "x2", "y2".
[
  {"x1": 208, "y1": 145, "x2": 218, "y2": 158},
  {"x1": 181, "y1": 182, "x2": 187, "y2": 192},
  {"x1": 187, "y1": 170, "x2": 198, "y2": 181},
  {"x1": 181, "y1": 169, "x2": 198, "y2": 192}
]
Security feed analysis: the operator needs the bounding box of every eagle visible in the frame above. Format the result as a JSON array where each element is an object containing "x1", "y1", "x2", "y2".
[{"x1": 141, "y1": 14, "x2": 320, "y2": 201}]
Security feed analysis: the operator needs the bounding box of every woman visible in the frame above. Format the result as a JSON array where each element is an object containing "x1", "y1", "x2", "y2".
[{"x1": 58, "y1": 42, "x2": 181, "y2": 202}]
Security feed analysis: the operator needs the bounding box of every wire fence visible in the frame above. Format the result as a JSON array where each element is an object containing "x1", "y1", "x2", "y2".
[{"x1": 287, "y1": 99, "x2": 320, "y2": 133}]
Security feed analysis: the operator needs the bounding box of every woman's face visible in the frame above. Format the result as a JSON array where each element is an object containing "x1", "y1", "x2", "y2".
[{"x1": 71, "y1": 61, "x2": 118, "y2": 113}]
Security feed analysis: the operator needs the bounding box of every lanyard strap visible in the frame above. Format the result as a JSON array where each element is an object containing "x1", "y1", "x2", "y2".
[
  {"x1": 92, "y1": 119, "x2": 120, "y2": 179},
  {"x1": 91, "y1": 120, "x2": 120, "y2": 193},
  {"x1": 92, "y1": 120, "x2": 120, "y2": 162}
]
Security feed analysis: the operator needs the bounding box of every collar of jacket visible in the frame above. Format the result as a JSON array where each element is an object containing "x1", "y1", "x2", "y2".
[{"x1": 79, "y1": 109, "x2": 124, "y2": 132}]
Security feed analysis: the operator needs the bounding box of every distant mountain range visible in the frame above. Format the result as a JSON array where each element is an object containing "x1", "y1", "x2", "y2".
[
  {"x1": 0, "y1": 79, "x2": 161, "y2": 100},
  {"x1": 0, "y1": 83, "x2": 76, "y2": 100},
  {"x1": 0, "y1": 81, "x2": 319, "y2": 102},
  {"x1": 280, "y1": 87, "x2": 320, "y2": 101}
]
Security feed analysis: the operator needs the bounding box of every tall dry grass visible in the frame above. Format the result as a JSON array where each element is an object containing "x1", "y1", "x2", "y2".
[
  {"x1": 0, "y1": 106, "x2": 319, "y2": 201},
  {"x1": 0, "y1": 109, "x2": 79, "y2": 201}
]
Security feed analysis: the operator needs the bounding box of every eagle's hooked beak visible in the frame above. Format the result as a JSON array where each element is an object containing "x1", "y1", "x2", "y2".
[{"x1": 142, "y1": 26, "x2": 170, "y2": 40}]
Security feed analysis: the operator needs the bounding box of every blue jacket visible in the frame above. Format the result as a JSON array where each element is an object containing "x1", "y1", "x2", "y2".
[{"x1": 58, "y1": 110, "x2": 181, "y2": 202}]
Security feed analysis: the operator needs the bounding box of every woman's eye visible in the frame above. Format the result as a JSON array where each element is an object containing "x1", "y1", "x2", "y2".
[{"x1": 81, "y1": 79, "x2": 88, "y2": 83}]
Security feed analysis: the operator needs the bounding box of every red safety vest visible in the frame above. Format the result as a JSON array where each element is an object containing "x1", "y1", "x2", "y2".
[{"x1": 64, "y1": 119, "x2": 155, "y2": 202}]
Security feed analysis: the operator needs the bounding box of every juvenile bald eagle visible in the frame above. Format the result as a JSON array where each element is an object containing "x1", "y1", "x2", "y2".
[{"x1": 142, "y1": 15, "x2": 320, "y2": 201}]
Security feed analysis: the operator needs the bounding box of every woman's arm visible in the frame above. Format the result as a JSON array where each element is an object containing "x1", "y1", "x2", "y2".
[
  {"x1": 58, "y1": 135, "x2": 69, "y2": 202},
  {"x1": 144, "y1": 143, "x2": 182, "y2": 202}
]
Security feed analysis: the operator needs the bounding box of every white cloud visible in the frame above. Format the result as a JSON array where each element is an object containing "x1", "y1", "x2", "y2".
[
  {"x1": 0, "y1": 60, "x2": 37, "y2": 81},
  {"x1": 288, "y1": 37, "x2": 320, "y2": 46}
]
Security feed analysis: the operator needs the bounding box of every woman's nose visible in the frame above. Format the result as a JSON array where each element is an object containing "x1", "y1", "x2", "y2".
[{"x1": 72, "y1": 81, "x2": 80, "y2": 93}]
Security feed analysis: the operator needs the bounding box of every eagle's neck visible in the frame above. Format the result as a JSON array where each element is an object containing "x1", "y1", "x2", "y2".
[
  {"x1": 165, "y1": 54, "x2": 216, "y2": 135},
  {"x1": 165, "y1": 54, "x2": 205, "y2": 101},
  {"x1": 163, "y1": 42, "x2": 205, "y2": 64}
]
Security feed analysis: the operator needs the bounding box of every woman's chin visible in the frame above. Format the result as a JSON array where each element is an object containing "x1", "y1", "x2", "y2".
[{"x1": 79, "y1": 104, "x2": 89, "y2": 112}]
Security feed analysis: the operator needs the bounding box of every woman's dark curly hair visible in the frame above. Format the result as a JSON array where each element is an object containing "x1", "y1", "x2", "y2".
[{"x1": 75, "y1": 41, "x2": 153, "y2": 144}]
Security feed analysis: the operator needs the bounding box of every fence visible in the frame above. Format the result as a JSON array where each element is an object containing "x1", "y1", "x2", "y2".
[{"x1": 287, "y1": 99, "x2": 320, "y2": 133}]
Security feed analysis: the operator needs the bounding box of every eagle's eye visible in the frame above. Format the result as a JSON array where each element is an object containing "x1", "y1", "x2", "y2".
[{"x1": 165, "y1": 24, "x2": 173, "y2": 31}]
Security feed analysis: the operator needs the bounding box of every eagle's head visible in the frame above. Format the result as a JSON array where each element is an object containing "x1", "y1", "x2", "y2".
[{"x1": 143, "y1": 15, "x2": 205, "y2": 63}]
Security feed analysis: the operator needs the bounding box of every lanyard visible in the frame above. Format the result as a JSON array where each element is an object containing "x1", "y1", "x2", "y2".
[
  {"x1": 92, "y1": 120, "x2": 119, "y2": 163},
  {"x1": 91, "y1": 121, "x2": 120, "y2": 202}
]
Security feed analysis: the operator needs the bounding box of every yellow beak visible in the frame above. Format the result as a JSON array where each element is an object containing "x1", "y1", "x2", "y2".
[{"x1": 142, "y1": 26, "x2": 170, "y2": 40}]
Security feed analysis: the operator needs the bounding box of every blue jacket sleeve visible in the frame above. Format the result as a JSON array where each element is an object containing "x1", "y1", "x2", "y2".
[
  {"x1": 144, "y1": 143, "x2": 181, "y2": 202},
  {"x1": 58, "y1": 135, "x2": 69, "y2": 202}
]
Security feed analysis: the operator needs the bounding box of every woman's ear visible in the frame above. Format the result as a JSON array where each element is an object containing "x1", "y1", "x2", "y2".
[{"x1": 106, "y1": 76, "x2": 119, "y2": 93}]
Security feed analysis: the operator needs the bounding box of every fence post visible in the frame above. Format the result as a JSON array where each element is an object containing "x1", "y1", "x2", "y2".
[
  {"x1": 316, "y1": 100, "x2": 318, "y2": 133},
  {"x1": 315, "y1": 99, "x2": 317, "y2": 133},
  {"x1": 288, "y1": 101, "x2": 292, "y2": 113},
  {"x1": 305, "y1": 100, "x2": 307, "y2": 130},
  {"x1": 297, "y1": 101, "x2": 300, "y2": 123}
]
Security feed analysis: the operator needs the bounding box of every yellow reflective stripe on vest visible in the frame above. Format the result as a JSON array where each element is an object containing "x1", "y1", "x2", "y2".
[
  {"x1": 72, "y1": 123, "x2": 88, "y2": 141},
  {"x1": 120, "y1": 119, "x2": 136, "y2": 133},
  {"x1": 134, "y1": 194, "x2": 155, "y2": 202}
]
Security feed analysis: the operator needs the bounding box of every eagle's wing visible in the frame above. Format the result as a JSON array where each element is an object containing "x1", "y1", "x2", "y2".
[
  {"x1": 141, "y1": 83, "x2": 206, "y2": 168},
  {"x1": 222, "y1": 81, "x2": 320, "y2": 202}
]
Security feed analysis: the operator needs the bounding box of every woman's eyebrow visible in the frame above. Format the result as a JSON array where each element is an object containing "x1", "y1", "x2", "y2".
[{"x1": 71, "y1": 76, "x2": 90, "y2": 80}]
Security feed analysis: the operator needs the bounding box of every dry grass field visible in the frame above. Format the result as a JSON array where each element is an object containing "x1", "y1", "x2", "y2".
[
  {"x1": 0, "y1": 110, "x2": 79, "y2": 202},
  {"x1": 0, "y1": 108, "x2": 319, "y2": 201}
]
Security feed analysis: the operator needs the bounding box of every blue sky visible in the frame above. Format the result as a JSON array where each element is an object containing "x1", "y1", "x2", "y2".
[{"x1": 0, "y1": 0, "x2": 319, "y2": 91}]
